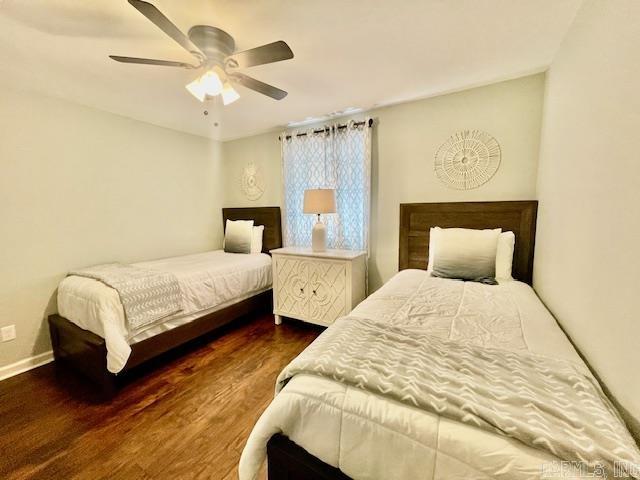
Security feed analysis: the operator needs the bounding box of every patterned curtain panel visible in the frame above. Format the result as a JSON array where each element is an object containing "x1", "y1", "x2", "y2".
[{"x1": 281, "y1": 120, "x2": 372, "y2": 252}]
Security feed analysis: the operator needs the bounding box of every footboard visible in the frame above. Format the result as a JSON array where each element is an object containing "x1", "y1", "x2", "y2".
[
  {"x1": 49, "y1": 313, "x2": 118, "y2": 395},
  {"x1": 267, "y1": 434, "x2": 350, "y2": 480}
]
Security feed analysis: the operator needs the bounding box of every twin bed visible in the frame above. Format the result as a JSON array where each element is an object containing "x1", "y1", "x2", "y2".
[
  {"x1": 241, "y1": 201, "x2": 640, "y2": 480},
  {"x1": 48, "y1": 207, "x2": 281, "y2": 394}
]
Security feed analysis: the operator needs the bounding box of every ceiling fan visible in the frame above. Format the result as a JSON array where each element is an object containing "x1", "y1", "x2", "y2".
[{"x1": 110, "y1": 0, "x2": 294, "y2": 105}]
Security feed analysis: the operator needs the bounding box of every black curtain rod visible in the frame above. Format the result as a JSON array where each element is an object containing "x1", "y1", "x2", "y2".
[{"x1": 279, "y1": 118, "x2": 373, "y2": 141}]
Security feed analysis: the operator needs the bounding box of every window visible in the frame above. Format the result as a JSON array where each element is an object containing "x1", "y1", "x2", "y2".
[{"x1": 281, "y1": 120, "x2": 372, "y2": 252}]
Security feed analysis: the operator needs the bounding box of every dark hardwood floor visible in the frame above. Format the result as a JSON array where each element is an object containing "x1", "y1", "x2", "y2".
[{"x1": 0, "y1": 314, "x2": 321, "y2": 480}]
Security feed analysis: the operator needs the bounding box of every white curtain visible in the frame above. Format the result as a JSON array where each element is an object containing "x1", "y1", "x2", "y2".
[{"x1": 281, "y1": 119, "x2": 372, "y2": 252}]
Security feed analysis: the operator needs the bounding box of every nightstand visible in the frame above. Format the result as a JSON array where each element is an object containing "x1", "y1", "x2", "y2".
[{"x1": 270, "y1": 247, "x2": 367, "y2": 327}]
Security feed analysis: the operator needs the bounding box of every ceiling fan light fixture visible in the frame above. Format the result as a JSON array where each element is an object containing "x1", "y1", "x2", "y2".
[
  {"x1": 222, "y1": 82, "x2": 240, "y2": 105},
  {"x1": 186, "y1": 77, "x2": 207, "y2": 102},
  {"x1": 110, "y1": 3, "x2": 292, "y2": 103},
  {"x1": 186, "y1": 69, "x2": 224, "y2": 102},
  {"x1": 199, "y1": 70, "x2": 224, "y2": 96}
]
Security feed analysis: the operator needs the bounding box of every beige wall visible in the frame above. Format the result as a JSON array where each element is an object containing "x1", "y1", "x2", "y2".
[
  {"x1": 222, "y1": 133, "x2": 282, "y2": 208},
  {"x1": 221, "y1": 74, "x2": 544, "y2": 291},
  {"x1": 0, "y1": 86, "x2": 224, "y2": 369},
  {"x1": 368, "y1": 74, "x2": 543, "y2": 290},
  {"x1": 534, "y1": 0, "x2": 640, "y2": 439}
]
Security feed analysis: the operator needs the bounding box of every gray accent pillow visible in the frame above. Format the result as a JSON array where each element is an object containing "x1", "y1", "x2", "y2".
[
  {"x1": 430, "y1": 227, "x2": 501, "y2": 281},
  {"x1": 224, "y1": 219, "x2": 254, "y2": 254}
]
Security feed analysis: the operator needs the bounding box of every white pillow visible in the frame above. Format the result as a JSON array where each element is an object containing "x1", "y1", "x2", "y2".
[
  {"x1": 428, "y1": 228, "x2": 516, "y2": 280},
  {"x1": 250, "y1": 225, "x2": 265, "y2": 254},
  {"x1": 427, "y1": 227, "x2": 437, "y2": 271},
  {"x1": 428, "y1": 227, "x2": 501, "y2": 280},
  {"x1": 223, "y1": 219, "x2": 254, "y2": 254},
  {"x1": 495, "y1": 231, "x2": 515, "y2": 280}
]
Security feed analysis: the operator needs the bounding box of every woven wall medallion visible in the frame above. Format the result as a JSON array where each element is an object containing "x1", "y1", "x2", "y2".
[
  {"x1": 241, "y1": 162, "x2": 265, "y2": 200},
  {"x1": 434, "y1": 130, "x2": 501, "y2": 190}
]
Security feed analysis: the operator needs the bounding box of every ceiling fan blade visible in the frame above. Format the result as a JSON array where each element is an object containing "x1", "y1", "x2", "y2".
[
  {"x1": 230, "y1": 72, "x2": 288, "y2": 100},
  {"x1": 128, "y1": 0, "x2": 203, "y2": 59},
  {"x1": 109, "y1": 55, "x2": 196, "y2": 68},
  {"x1": 226, "y1": 41, "x2": 293, "y2": 69}
]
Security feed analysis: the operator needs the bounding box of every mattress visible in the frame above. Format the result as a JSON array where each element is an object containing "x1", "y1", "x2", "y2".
[
  {"x1": 240, "y1": 270, "x2": 599, "y2": 480},
  {"x1": 58, "y1": 250, "x2": 272, "y2": 373}
]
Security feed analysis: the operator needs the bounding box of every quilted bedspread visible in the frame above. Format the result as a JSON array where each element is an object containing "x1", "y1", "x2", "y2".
[
  {"x1": 240, "y1": 270, "x2": 640, "y2": 480},
  {"x1": 277, "y1": 317, "x2": 640, "y2": 479}
]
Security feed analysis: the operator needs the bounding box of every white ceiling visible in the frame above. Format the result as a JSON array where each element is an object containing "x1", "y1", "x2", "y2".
[{"x1": 0, "y1": 0, "x2": 583, "y2": 141}]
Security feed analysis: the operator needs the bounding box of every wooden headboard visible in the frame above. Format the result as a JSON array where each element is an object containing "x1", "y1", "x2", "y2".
[
  {"x1": 222, "y1": 207, "x2": 282, "y2": 254},
  {"x1": 399, "y1": 201, "x2": 538, "y2": 284}
]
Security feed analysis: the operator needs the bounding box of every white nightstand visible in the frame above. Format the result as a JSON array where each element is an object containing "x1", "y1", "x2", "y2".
[{"x1": 270, "y1": 247, "x2": 367, "y2": 327}]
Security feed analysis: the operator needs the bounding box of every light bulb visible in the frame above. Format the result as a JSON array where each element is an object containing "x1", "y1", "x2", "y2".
[
  {"x1": 200, "y1": 70, "x2": 223, "y2": 96},
  {"x1": 185, "y1": 69, "x2": 224, "y2": 102},
  {"x1": 186, "y1": 77, "x2": 207, "y2": 102},
  {"x1": 221, "y1": 82, "x2": 240, "y2": 105}
]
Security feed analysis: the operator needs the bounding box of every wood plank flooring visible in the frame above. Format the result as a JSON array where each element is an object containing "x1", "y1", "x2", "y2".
[{"x1": 0, "y1": 314, "x2": 322, "y2": 480}]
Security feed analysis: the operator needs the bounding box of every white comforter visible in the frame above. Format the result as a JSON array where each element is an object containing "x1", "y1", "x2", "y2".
[
  {"x1": 240, "y1": 270, "x2": 593, "y2": 480},
  {"x1": 58, "y1": 250, "x2": 272, "y2": 373}
]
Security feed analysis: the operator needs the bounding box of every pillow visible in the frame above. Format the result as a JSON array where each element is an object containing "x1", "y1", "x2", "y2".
[
  {"x1": 428, "y1": 228, "x2": 516, "y2": 279},
  {"x1": 250, "y1": 225, "x2": 265, "y2": 254},
  {"x1": 427, "y1": 227, "x2": 437, "y2": 271},
  {"x1": 429, "y1": 227, "x2": 501, "y2": 281},
  {"x1": 495, "y1": 231, "x2": 516, "y2": 280},
  {"x1": 224, "y1": 219, "x2": 254, "y2": 253}
]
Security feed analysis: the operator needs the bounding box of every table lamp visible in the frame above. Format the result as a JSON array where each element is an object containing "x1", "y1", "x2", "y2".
[{"x1": 303, "y1": 188, "x2": 336, "y2": 252}]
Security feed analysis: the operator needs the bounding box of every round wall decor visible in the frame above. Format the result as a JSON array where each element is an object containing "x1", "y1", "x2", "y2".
[
  {"x1": 434, "y1": 130, "x2": 501, "y2": 190},
  {"x1": 240, "y1": 162, "x2": 265, "y2": 200}
]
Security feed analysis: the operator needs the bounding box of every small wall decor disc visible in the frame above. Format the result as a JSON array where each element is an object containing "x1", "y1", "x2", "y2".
[
  {"x1": 241, "y1": 162, "x2": 265, "y2": 200},
  {"x1": 434, "y1": 130, "x2": 501, "y2": 190}
]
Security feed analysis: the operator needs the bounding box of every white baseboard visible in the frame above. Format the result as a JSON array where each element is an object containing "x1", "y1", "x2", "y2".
[{"x1": 0, "y1": 350, "x2": 54, "y2": 381}]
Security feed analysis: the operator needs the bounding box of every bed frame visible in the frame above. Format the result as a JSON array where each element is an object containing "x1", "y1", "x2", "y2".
[
  {"x1": 266, "y1": 200, "x2": 538, "y2": 479},
  {"x1": 48, "y1": 206, "x2": 282, "y2": 397}
]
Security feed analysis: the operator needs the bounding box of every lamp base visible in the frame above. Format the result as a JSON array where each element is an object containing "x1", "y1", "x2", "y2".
[{"x1": 311, "y1": 217, "x2": 327, "y2": 252}]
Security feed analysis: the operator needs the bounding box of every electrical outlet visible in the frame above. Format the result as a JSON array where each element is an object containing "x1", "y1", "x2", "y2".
[{"x1": 1, "y1": 325, "x2": 16, "y2": 342}]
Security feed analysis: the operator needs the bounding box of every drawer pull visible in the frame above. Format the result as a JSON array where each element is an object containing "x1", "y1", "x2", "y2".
[
  {"x1": 312, "y1": 290, "x2": 317, "y2": 295},
  {"x1": 299, "y1": 287, "x2": 304, "y2": 293}
]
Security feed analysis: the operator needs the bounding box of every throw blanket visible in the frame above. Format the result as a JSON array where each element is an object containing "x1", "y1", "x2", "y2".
[
  {"x1": 277, "y1": 317, "x2": 640, "y2": 478},
  {"x1": 69, "y1": 263, "x2": 182, "y2": 331}
]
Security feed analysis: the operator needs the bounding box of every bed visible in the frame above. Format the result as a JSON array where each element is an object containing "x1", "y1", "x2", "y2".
[
  {"x1": 240, "y1": 201, "x2": 640, "y2": 480},
  {"x1": 48, "y1": 207, "x2": 281, "y2": 395}
]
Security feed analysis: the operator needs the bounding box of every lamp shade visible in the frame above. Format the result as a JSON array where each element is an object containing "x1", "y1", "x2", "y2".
[{"x1": 303, "y1": 189, "x2": 336, "y2": 214}]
